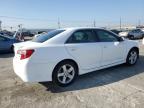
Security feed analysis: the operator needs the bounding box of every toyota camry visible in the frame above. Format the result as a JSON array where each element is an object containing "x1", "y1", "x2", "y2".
[{"x1": 13, "y1": 27, "x2": 139, "y2": 86}]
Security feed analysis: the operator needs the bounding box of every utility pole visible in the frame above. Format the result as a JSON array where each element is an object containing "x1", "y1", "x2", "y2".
[
  {"x1": 58, "y1": 18, "x2": 61, "y2": 29},
  {"x1": 138, "y1": 20, "x2": 141, "y2": 26},
  {"x1": 93, "y1": 20, "x2": 96, "y2": 27},
  {"x1": 0, "y1": 20, "x2": 2, "y2": 31},
  {"x1": 120, "y1": 17, "x2": 122, "y2": 31},
  {"x1": 18, "y1": 24, "x2": 22, "y2": 29},
  {"x1": 18, "y1": 24, "x2": 23, "y2": 38},
  {"x1": 10, "y1": 27, "x2": 13, "y2": 31}
]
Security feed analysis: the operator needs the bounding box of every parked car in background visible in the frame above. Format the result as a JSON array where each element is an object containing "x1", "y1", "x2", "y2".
[
  {"x1": 38, "y1": 31, "x2": 47, "y2": 34},
  {"x1": 21, "y1": 31, "x2": 34, "y2": 37},
  {"x1": 0, "y1": 35, "x2": 20, "y2": 53},
  {"x1": 143, "y1": 38, "x2": 144, "y2": 45},
  {"x1": 0, "y1": 30, "x2": 14, "y2": 37},
  {"x1": 13, "y1": 27, "x2": 139, "y2": 87},
  {"x1": 127, "y1": 29, "x2": 144, "y2": 39},
  {"x1": 110, "y1": 29, "x2": 121, "y2": 34},
  {"x1": 34, "y1": 32, "x2": 47, "y2": 38},
  {"x1": 0, "y1": 32, "x2": 13, "y2": 37},
  {"x1": 119, "y1": 30, "x2": 130, "y2": 37}
]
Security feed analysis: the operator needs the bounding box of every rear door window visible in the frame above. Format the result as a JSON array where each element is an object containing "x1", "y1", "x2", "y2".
[{"x1": 66, "y1": 30, "x2": 99, "y2": 43}]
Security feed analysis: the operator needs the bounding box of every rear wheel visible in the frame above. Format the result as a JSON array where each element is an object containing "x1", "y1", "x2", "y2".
[
  {"x1": 129, "y1": 35, "x2": 134, "y2": 40},
  {"x1": 126, "y1": 49, "x2": 138, "y2": 65},
  {"x1": 52, "y1": 61, "x2": 78, "y2": 87}
]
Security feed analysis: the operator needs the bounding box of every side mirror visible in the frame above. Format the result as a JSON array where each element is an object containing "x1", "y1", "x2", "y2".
[{"x1": 118, "y1": 37, "x2": 124, "y2": 42}]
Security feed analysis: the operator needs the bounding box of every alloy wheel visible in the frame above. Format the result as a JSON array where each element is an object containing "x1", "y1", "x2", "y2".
[
  {"x1": 57, "y1": 64, "x2": 75, "y2": 84},
  {"x1": 128, "y1": 51, "x2": 138, "y2": 65}
]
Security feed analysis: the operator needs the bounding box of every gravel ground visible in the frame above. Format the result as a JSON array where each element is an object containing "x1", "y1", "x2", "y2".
[{"x1": 0, "y1": 40, "x2": 144, "y2": 108}]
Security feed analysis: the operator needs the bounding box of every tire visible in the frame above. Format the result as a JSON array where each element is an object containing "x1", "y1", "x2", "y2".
[
  {"x1": 11, "y1": 45, "x2": 14, "y2": 53},
  {"x1": 129, "y1": 35, "x2": 134, "y2": 40},
  {"x1": 126, "y1": 49, "x2": 138, "y2": 65},
  {"x1": 142, "y1": 34, "x2": 144, "y2": 38},
  {"x1": 52, "y1": 61, "x2": 78, "y2": 87}
]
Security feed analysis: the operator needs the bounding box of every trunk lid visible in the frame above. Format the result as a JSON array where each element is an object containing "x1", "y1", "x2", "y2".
[{"x1": 13, "y1": 41, "x2": 41, "y2": 55}]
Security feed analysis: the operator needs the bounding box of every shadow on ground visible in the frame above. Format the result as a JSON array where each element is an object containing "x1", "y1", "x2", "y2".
[
  {"x1": 0, "y1": 53, "x2": 14, "y2": 58},
  {"x1": 40, "y1": 55, "x2": 144, "y2": 93}
]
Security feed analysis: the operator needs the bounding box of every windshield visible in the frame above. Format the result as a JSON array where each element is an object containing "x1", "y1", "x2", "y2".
[{"x1": 32, "y1": 30, "x2": 65, "y2": 43}]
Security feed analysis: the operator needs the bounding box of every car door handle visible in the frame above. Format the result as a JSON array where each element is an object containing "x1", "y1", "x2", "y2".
[
  {"x1": 70, "y1": 47, "x2": 77, "y2": 51},
  {"x1": 103, "y1": 46, "x2": 107, "y2": 48}
]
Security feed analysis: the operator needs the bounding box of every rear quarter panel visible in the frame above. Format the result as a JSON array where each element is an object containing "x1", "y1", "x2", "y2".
[
  {"x1": 31, "y1": 44, "x2": 73, "y2": 64},
  {"x1": 26, "y1": 44, "x2": 76, "y2": 81}
]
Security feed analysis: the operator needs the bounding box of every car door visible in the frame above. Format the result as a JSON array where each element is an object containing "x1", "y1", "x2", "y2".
[
  {"x1": 0, "y1": 36, "x2": 11, "y2": 52},
  {"x1": 135, "y1": 30, "x2": 141, "y2": 38},
  {"x1": 65, "y1": 29, "x2": 102, "y2": 71},
  {"x1": 137, "y1": 29, "x2": 144, "y2": 38},
  {"x1": 133, "y1": 30, "x2": 141, "y2": 38},
  {"x1": 95, "y1": 29, "x2": 126, "y2": 66}
]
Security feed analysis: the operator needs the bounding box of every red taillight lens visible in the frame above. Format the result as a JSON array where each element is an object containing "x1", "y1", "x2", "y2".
[{"x1": 17, "y1": 49, "x2": 34, "y2": 60}]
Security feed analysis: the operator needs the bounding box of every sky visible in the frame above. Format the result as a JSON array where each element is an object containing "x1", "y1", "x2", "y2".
[{"x1": 0, "y1": 0, "x2": 144, "y2": 29}]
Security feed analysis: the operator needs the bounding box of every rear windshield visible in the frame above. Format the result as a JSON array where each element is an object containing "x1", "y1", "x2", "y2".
[{"x1": 32, "y1": 30, "x2": 65, "y2": 43}]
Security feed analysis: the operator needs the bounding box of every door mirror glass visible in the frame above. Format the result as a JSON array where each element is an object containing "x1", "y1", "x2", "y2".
[{"x1": 118, "y1": 37, "x2": 124, "y2": 42}]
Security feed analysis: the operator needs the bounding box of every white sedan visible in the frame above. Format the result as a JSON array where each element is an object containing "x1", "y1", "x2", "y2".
[{"x1": 13, "y1": 27, "x2": 139, "y2": 86}]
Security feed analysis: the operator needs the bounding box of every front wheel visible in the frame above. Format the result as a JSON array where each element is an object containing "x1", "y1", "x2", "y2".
[
  {"x1": 129, "y1": 35, "x2": 134, "y2": 40},
  {"x1": 52, "y1": 61, "x2": 78, "y2": 87},
  {"x1": 126, "y1": 49, "x2": 138, "y2": 65}
]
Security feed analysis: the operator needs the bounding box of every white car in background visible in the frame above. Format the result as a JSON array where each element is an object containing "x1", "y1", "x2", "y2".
[
  {"x1": 119, "y1": 30, "x2": 129, "y2": 37},
  {"x1": 34, "y1": 32, "x2": 47, "y2": 38},
  {"x1": 13, "y1": 27, "x2": 139, "y2": 87}
]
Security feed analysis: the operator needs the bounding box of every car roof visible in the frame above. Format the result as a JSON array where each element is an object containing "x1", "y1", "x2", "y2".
[
  {"x1": 42, "y1": 27, "x2": 119, "y2": 44},
  {"x1": 59, "y1": 27, "x2": 105, "y2": 31}
]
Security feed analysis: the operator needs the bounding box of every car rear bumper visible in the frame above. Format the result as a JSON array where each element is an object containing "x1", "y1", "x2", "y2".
[{"x1": 13, "y1": 57, "x2": 55, "y2": 82}]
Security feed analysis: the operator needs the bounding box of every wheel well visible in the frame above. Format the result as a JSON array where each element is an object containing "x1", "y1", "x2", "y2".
[
  {"x1": 128, "y1": 35, "x2": 134, "y2": 38},
  {"x1": 11, "y1": 45, "x2": 14, "y2": 52},
  {"x1": 11, "y1": 45, "x2": 14, "y2": 49},
  {"x1": 53, "y1": 59, "x2": 79, "y2": 75},
  {"x1": 129, "y1": 47, "x2": 139, "y2": 55}
]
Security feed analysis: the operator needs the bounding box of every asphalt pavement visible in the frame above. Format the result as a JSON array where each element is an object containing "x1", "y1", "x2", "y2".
[{"x1": 0, "y1": 40, "x2": 144, "y2": 108}]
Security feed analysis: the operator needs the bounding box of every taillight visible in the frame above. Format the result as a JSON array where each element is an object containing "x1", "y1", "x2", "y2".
[{"x1": 17, "y1": 49, "x2": 34, "y2": 60}]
